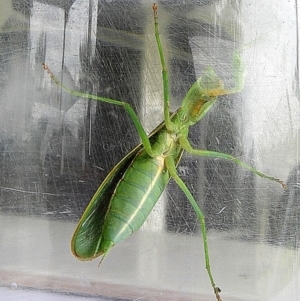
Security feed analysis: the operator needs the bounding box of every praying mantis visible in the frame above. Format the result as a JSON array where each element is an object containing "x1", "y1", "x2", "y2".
[{"x1": 43, "y1": 4, "x2": 285, "y2": 301}]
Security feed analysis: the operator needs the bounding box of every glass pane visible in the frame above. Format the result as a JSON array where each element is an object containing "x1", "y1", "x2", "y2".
[{"x1": 0, "y1": 0, "x2": 298, "y2": 300}]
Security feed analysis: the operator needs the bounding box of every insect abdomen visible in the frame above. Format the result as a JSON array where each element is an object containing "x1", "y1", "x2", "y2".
[{"x1": 99, "y1": 150, "x2": 169, "y2": 253}]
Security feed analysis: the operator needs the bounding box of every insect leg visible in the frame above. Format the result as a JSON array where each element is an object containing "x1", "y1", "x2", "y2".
[
  {"x1": 205, "y1": 50, "x2": 247, "y2": 98},
  {"x1": 179, "y1": 136, "x2": 286, "y2": 188},
  {"x1": 42, "y1": 63, "x2": 158, "y2": 157},
  {"x1": 231, "y1": 49, "x2": 247, "y2": 93},
  {"x1": 165, "y1": 156, "x2": 222, "y2": 301},
  {"x1": 152, "y1": 4, "x2": 175, "y2": 132}
]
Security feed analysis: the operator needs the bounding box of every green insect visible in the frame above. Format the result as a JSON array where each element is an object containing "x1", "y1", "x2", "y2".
[{"x1": 43, "y1": 3, "x2": 285, "y2": 301}]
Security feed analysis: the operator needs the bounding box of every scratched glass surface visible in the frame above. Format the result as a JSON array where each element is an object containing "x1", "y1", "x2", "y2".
[{"x1": 0, "y1": 1, "x2": 298, "y2": 301}]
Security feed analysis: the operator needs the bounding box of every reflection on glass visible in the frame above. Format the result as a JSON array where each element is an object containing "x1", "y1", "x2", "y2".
[{"x1": 0, "y1": 1, "x2": 298, "y2": 300}]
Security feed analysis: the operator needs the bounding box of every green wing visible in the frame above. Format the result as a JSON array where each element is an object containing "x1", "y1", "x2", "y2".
[
  {"x1": 71, "y1": 141, "x2": 144, "y2": 260},
  {"x1": 71, "y1": 118, "x2": 183, "y2": 260}
]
